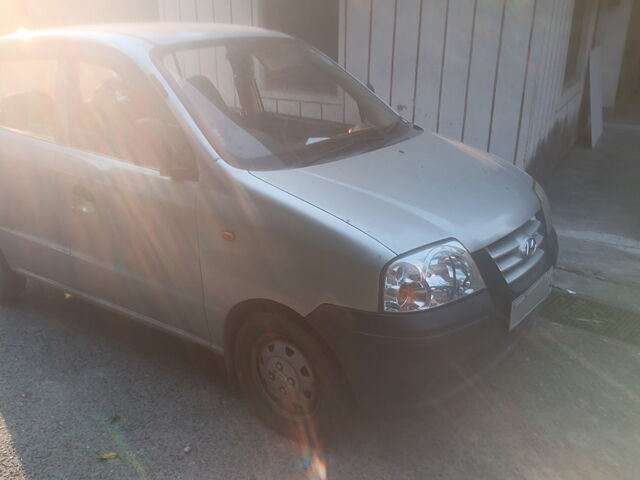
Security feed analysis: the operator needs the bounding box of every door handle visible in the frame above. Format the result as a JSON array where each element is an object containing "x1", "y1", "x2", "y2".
[{"x1": 72, "y1": 185, "x2": 96, "y2": 214}]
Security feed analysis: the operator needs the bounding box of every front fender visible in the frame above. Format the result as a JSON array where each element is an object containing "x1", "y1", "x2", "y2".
[{"x1": 197, "y1": 161, "x2": 394, "y2": 349}]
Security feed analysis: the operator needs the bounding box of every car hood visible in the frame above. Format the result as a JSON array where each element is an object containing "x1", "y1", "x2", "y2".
[{"x1": 250, "y1": 131, "x2": 540, "y2": 254}]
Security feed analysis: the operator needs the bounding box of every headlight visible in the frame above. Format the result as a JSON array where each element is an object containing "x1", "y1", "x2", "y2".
[
  {"x1": 382, "y1": 240, "x2": 485, "y2": 313},
  {"x1": 534, "y1": 182, "x2": 552, "y2": 227}
]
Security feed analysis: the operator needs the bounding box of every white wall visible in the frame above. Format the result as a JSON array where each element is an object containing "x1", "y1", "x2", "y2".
[
  {"x1": 158, "y1": 0, "x2": 255, "y2": 25},
  {"x1": 159, "y1": 0, "x2": 609, "y2": 171},
  {"x1": 1, "y1": 0, "x2": 158, "y2": 34}
]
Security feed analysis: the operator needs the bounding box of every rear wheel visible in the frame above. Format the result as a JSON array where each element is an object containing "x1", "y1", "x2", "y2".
[
  {"x1": 0, "y1": 251, "x2": 26, "y2": 303},
  {"x1": 234, "y1": 311, "x2": 349, "y2": 441}
]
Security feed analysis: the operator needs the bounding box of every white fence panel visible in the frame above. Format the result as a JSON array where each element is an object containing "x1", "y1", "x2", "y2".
[
  {"x1": 523, "y1": 0, "x2": 562, "y2": 162},
  {"x1": 195, "y1": 0, "x2": 214, "y2": 21},
  {"x1": 232, "y1": 0, "x2": 253, "y2": 25},
  {"x1": 179, "y1": 0, "x2": 196, "y2": 20},
  {"x1": 213, "y1": 0, "x2": 231, "y2": 22},
  {"x1": 463, "y1": 0, "x2": 505, "y2": 150},
  {"x1": 438, "y1": 0, "x2": 475, "y2": 141},
  {"x1": 515, "y1": 0, "x2": 553, "y2": 167},
  {"x1": 390, "y1": 0, "x2": 420, "y2": 118},
  {"x1": 488, "y1": 0, "x2": 535, "y2": 162},
  {"x1": 161, "y1": 0, "x2": 180, "y2": 20},
  {"x1": 413, "y1": 0, "x2": 447, "y2": 132},
  {"x1": 344, "y1": 0, "x2": 371, "y2": 83},
  {"x1": 369, "y1": 0, "x2": 396, "y2": 104}
]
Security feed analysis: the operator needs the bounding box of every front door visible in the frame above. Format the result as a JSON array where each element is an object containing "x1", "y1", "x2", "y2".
[{"x1": 60, "y1": 44, "x2": 208, "y2": 340}]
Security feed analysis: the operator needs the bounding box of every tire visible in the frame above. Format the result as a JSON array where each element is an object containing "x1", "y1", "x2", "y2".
[
  {"x1": 0, "y1": 251, "x2": 26, "y2": 303},
  {"x1": 234, "y1": 311, "x2": 351, "y2": 441}
]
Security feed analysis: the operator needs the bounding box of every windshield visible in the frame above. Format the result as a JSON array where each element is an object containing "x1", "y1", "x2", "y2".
[{"x1": 157, "y1": 38, "x2": 409, "y2": 170}]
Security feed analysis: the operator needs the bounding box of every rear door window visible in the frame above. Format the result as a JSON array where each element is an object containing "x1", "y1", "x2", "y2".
[
  {"x1": 66, "y1": 60, "x2": 131, "y2": 159},
  {"x1": 0, "y1": 57, "x2": 59, "y2": 141},
  {"x1": 66, "y1": 49, "x2": 194, "y2": 173}
]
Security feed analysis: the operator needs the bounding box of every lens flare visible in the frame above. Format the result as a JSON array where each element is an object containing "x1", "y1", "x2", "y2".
[
  {"x1": 305, "y1": 453, "x2": 327, "y2": 480},
  {"x1": 14, "y1": 28, "x2": 33, "y2": 40}
]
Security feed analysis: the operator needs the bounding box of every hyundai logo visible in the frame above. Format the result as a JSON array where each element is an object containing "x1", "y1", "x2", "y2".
[{"x1": 522, "y1": 237, "x2": 538, "y2": 258}]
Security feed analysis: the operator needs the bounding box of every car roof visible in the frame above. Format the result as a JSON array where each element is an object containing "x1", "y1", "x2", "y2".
[{"x1": 0, "y1": 22, "x2": 290, "y2": 49}]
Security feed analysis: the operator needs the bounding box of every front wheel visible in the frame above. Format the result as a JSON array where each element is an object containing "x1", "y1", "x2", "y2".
[
  {"x1": 0, "y1": 251, "x2": 26, "y2": 303},
  {"x1": 234, "y1": 312, "x2": 349, "y2": 441}
]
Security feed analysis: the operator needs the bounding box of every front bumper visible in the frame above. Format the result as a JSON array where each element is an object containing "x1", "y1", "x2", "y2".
[{"x1": 305, "y1": 227, "x2": 559, "y2": 413}]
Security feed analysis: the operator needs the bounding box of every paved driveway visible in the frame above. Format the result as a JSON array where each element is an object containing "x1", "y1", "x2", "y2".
[{"x1": 1, "y1": 282, "x2": 639, "y2": 480}]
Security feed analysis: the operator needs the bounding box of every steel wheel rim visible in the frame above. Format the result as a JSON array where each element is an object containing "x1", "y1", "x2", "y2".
[{"x1": 255, "y1": 338, "x2": 319, "y2": 418}]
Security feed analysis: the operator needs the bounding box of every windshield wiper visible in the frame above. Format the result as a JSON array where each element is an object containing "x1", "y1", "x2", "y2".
[
  {"x1": 299, "y1": 136, "x2": 366, "y2": 167},
  {"x1": 297, "y1": 118, "x2": 408, "y2": 168}
]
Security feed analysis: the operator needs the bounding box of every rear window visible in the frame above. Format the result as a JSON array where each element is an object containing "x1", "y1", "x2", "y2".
[{"x1": 0, "y1": 58, "x2": 58, "y2": 140}]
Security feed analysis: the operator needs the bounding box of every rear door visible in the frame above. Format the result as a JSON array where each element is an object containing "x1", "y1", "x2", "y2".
[
  {"x1": 0, "y1": 41, "x2": 71, "y2": 279},
  {"x1": 58, "y1": 44, "x2": 208, "y2": 340}
]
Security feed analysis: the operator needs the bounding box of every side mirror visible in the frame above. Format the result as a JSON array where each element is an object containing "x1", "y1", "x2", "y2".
[{"x1": 134, "y1": 118, "x2": 196, "y2": 181}]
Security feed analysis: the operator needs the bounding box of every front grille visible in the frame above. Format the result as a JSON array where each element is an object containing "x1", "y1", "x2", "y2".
[{"x1": 486, "y1": 216, "x2": 545, "y2": 285}]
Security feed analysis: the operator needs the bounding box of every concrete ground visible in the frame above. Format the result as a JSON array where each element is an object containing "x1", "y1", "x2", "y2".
[
  {"x1": 1, "y1": 282, "x2": 640, "y2": 480},
  {"x1": 547, "y1": 122, "x2": 640, "y2": 313}
]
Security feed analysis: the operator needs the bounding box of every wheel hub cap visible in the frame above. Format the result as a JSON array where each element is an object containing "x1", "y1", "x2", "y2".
[{"x1": 257, "y1": 340, "x2": 317, "y2": 415}]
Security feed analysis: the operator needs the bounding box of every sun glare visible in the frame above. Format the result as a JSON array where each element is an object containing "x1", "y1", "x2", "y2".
[
  {"x1": 0, "y1": 412, "x2": 26, "y2": 476},
  {"x1": 14, "y1": 28, "x2": 33, "y2": 40}
]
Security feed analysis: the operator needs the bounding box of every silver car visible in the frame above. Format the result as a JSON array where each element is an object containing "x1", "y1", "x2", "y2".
[{"x1": 0, "y1": 24, "x2": 557, "y2": 439}]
